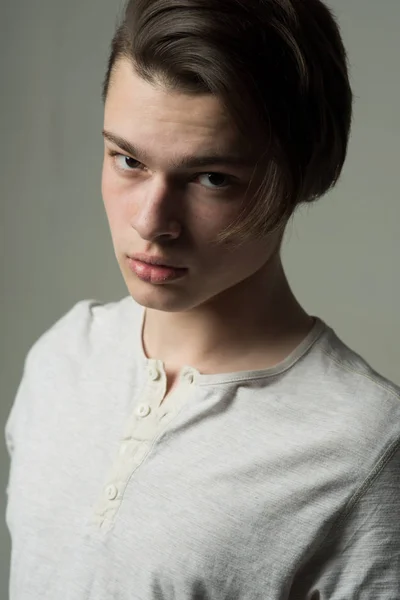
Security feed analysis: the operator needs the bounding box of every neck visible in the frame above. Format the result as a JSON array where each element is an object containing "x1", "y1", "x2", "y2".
[{"x1": 142, "y1": 255, "x2": 313, "y2": 375}]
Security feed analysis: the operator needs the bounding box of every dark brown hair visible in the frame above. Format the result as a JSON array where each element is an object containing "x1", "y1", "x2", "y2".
[{"x1": 102, "y1": 0, "x2": 353, "y2": 244}]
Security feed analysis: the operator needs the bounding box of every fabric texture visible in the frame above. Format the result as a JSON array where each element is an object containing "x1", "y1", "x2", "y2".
[{"x1": 4, "y1": 296, "x2": 400, "y2": 599}]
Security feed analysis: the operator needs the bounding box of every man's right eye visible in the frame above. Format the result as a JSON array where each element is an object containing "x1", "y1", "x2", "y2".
[{"x1": 109, "y1": 151, "x2": 143, "y2": 172}]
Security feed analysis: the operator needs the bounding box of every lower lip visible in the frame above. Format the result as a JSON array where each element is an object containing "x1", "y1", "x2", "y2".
[{"x1": 127, "y1": 258, "x2": 188, "y2": 283}]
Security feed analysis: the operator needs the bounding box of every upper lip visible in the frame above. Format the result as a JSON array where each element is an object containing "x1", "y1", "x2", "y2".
[{"x1": 129, "y1": 253, "x2": 186, "y2": 269}]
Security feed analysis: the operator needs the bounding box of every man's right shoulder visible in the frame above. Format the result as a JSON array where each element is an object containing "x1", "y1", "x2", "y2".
[{"x1": 25, "y1": 295, "x2": 138, "y2": 374}]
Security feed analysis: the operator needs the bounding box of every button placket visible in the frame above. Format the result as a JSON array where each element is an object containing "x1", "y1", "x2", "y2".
[{"x1": 93, "y1": 362, "x2": 173, "y2": 529}]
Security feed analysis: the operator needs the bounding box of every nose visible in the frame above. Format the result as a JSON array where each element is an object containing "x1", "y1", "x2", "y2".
[{"x1": 130, "y1": 176, "x2": 182, "y2": 242}]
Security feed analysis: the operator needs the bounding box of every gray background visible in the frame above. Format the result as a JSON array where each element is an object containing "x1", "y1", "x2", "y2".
[{"x1": 1, "y1": 0, "x2": 399, "y2": 594}]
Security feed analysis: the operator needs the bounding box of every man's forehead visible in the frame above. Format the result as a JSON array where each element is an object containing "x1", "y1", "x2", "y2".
[{"x1": 110, "y1": 62, "x2": 239, "y2": 126}]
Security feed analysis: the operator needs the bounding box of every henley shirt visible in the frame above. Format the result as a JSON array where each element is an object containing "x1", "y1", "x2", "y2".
[{"x1": 4, "y1": 295, "x2": 400, "y2": 599}]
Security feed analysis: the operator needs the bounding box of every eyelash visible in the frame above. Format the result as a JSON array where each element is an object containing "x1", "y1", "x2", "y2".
[{"x1": 107, "y1": 150, "x2": 236, "y2": 192}]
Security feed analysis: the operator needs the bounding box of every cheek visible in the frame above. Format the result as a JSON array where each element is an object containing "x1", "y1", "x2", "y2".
[
  {"x1": 185, "y1": 201, "x2": 242, "y2": 248},
  {"x1": 101, "y1": 162, "x2": 116, "y2": 208},
  {"x1": 101, "y1": 164, "x2": 127, "y2": 226},
  {"x1": 203, "y1": 236, "x2": 278, "y2": 283}
]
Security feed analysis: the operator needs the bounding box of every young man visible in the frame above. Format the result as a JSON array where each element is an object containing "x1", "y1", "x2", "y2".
[{"x1": 5, "y1": 0, "x2": 400, "y2": 598}]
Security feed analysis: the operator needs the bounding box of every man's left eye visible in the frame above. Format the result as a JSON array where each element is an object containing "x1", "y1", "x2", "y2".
[{"x1": 197, "y1": 173, "x2": 231, "y2": 189}]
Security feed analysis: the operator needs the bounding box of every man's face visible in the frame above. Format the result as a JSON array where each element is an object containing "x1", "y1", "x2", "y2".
[{"x1": 102, "y1": 59, "x2": 281, "y2": 313}]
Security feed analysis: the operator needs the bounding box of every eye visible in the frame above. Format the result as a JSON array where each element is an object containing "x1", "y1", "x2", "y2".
[
  {"x1": 109, "y1": 151, "x2": 143, "y2": 172},
  {"x1": 196, "y1": 173, "x2": 231, "y2": 189}
]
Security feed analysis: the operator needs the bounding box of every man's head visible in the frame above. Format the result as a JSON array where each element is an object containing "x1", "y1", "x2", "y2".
[{"x1": 101, "y1": 0, "x2": 353, "y2": 313}]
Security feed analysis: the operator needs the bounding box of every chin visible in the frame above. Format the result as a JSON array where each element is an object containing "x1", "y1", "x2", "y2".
[{"x1": 124, "y1": 277, "x2": 196, "y2": 313}]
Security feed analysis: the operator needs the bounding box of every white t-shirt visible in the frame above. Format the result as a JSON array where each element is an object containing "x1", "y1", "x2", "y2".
[{"x1": 4, "y1": 296, "x2": 400, "y2": 599}]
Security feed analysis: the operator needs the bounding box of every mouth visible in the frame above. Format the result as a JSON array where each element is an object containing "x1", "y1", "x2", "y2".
[{"x1": 126, "y1": 256, "x2": 188, "y2": 284}]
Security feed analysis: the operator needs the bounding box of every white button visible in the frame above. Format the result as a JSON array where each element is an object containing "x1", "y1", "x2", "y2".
[
  {"x1": 136, "y1": 404, "x2": 151, "y2": 418},
  {"x1": 148, "y1": 366, "x2": 160, "y2": 381},
  {"x1": 106, "y1": 484, "x2": 118, "y2": 501},
  {"x1": 185, "y1": 372, "x2": 194, "y2": 384}
]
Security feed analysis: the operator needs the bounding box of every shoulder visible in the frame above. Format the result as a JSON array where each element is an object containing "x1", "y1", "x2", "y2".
[
  {"x1": 294, "y1": 322, "x2": 400, "y2": 468},
  {"x1": 316, "y1": 325, "x2": 400, "y2": 406},
  {"x1": 308, "y1": 324, "x2": 400, "y2": 456},
  {"x1": 25, "y1": 295, "x2": 139, "y2": 377},
  {"x1": 5, "y1": 296, "x2": 140, "y2": 458}
]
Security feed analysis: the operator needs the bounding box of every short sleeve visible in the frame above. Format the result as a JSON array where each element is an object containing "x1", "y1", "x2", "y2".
[{"x1": 291, "y1": 441, "x2": 400, "y2": 599}]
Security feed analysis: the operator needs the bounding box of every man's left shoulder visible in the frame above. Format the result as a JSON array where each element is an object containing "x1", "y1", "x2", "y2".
[
  {"x1": 319, "y1": 326, "x2": 400, "y2": 408},
  {"x1": 307, "y1": 325, "x2": 400, "y2": 461}
]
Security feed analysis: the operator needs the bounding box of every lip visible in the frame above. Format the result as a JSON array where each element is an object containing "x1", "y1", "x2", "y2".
[
  {"x1": 128, "y1": 253, "x2": 186, "y2": 269},
  {"x1": 126, "y1": 257, "x2": 187, "y2": 284}
]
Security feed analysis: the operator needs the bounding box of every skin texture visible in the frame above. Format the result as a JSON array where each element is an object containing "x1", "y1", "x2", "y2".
[{"x1": 102, "y1": 59, "x2": 313, "y2": 384}]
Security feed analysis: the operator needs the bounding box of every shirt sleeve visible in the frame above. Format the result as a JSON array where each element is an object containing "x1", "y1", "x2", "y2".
[{"x1": 291, "y1": 440, "x2": 400, "y2": 599}]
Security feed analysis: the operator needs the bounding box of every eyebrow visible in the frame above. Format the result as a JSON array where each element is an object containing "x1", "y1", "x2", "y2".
[{"x1": 102, "y1": 130, "x2": 254, "y2": 170}]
